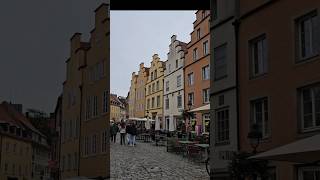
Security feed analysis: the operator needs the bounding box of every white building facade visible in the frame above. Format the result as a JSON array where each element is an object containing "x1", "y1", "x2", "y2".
[{"x1": 163, "y1": 35, "x2": 187, "y2": 131}]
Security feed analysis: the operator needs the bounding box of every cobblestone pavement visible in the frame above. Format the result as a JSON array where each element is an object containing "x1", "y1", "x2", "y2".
[{"x1": 110, "y1": 134, "x2": 210, "y2": 180}]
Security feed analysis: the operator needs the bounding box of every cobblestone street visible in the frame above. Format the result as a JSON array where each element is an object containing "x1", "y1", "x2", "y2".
[{"x1": 110, "y1": 134, "x2": 210, "y2": 180}]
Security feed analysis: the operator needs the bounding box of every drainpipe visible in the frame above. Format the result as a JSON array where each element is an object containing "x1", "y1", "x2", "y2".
[
  {"x1": 233, "y1": 18, "x2": 240, "y2": 153},
  {"x1": 78, "y1": 84, "x2": 83, "y2": 176}
]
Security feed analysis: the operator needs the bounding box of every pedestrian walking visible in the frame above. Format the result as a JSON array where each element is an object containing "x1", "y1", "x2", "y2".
[
  {"x1": 110, "y1": 121, "x2": 118, "y2": 143},
  {"x1": 131, "y1": 123, "x2": 137, "y2": 146},
  {"x1": 126, "y1": 122, "x2": 133, "y2": 146},
  {"x1": 119, "y1": 120, "x2": 126, "y2": 145}
]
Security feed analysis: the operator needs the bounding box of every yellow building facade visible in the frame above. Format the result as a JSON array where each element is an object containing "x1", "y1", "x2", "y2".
[
  {"x1": 61, "y1": 3, "x2": 109, "y2": 179},
  {"x1": 134, "y1": 63, "x2": 149, "y2": 118},
  {"x1": 145, "y1": 54, "x2": 165, "y2": 120},
  {"x1": 128, "y1": 73, "x2": 138, "y2": 118},
  {"x1": 110, "y1": 94, "x2": 121, "y2": 122}
]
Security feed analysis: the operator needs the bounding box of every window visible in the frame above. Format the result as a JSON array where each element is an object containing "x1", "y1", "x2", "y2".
[
  {"x1": 165, "y1": 98, "x2": 169, "y2": 110},
  {"x1": 67, "y1": 154, "x2": 71, "y2": 171},
  {"x1": 13, "y1": 143, "x2": 16, "y2": 153},
  {"x1": 148, "y1": 85, "x2": 151, "y2": 95},
  {"x1": 214, "y1": 44, "x2": 227, "y2": 80},
  {"x1": 103, "y1": 90, "x2": 108, "y2": 113},
  {"x1": 203, "y1": 89, "x2": 210, "y2": 103},
  {"x1": 300, "y1": 84, "x2": 320, "y2": 131},
  {"x1": 166, "y1": 81, "x2": 169, "y2": 91},
  {"x1": 156, "y1": 81, "x2": 159, "y2": 91},
  {"x1": 251, "y1": 97, "x2": 269, "y2": 138},
  {"x1": 152, "y1": 83, "x2": 155, "y2": 93},
  {"x1": 202, "y1": 11, "x2": 205, "y2": 19},
  {"x1": 6, "y1": 142, "x2": 9, "y2": 152},
  {"x1": 250, "y1": 34, "x2": 267, "y2": 77},
  {"x1": 193, "y1": 48, "x2": 198, "y2": 61},
  {"x1": 203, "y1": 41, "x2": 209, "y2": 56},
  {"x1": 216, "y1": 108, "x2": 229, "y2": 144},
  {"x1": 176, "y1": 59, "x2": 179, "y2": 68},
  {"x1": 219, "y1": 95, "x2": 224, "y2": 106},
  {"x1": 93, "y1": 96, "x2": 98, "y2": 117},
  {"x1": 154, "y1": 70, "x2": 157, "y2": 79},
  {"x1": 157, "y1": 96, "x2": 160, "y2": 107},
  {"x1": 197, "y1": 29, "x2": 201, "y2": 40},
  {"x1": 4, "y1": 162, "x2": 8, "y2": 174},
  {"x1": 151, "y1": 97, "x2": 155, "y2": 108},
  {"x1": 298, "y1": 167, "x2": 320, "y2": 180},
  {"x1": 188, "y1": 73, "x2": 194, "y2": 86},
  {"x1": 177, "y1": 95, "x2": 182, "y2": 108},
  {"x1": 188, "y1": 93, "x2": 194, "y2": 105},
  {"x1": 92, "y1": 134, "x2": 97, "y2": 154},
  {"x1": 202, "y1": 65, "x2": 210, "y2": 80},
  {"x1": 296, "y1": 11, "x2": 319, "y2": 61},
  {"x1": 74, "y1": 153, "x2": 77, "y2": 170},
  {"x1": 69, "y1": 120, "x2": 73, "y2": 138},
  {"x1": 151, "y1": 72, "x2": 154, "y2": 81},
  {"x1": 147, "y1": 99, "x2": 150, "y2": 109},
  {"x1": 102, "y1": 130, "x2": 107, "y2": 153},
  {"x1": 177, "y1": 75, "x2": 182, "y2": 87},
  {"x1": 203, "y1": 114, "x2": 210, "y2": 133}
]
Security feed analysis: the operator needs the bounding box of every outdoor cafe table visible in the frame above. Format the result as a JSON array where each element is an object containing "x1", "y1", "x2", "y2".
[
  {"x1": 178, "y1": 140, "x2": 196, "y2": 157},
  {"x1": 194, "y1": 144, "x2": 209, "y2": 162}
]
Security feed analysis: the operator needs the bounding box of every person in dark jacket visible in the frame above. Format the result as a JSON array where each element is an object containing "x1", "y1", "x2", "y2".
[
  {"x1": 110, "y1": 121, "x2": 119, "y2": 143},
  {"x1": 119, "y1": 120, "x2": 126, "y2": 145},
  {"x1": 126, "y1": 122, "x2": 133, "y2": 146}
]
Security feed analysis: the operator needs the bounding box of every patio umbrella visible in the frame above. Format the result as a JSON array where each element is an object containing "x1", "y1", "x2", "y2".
[
  {"x1": 155, "y1": 115, "x2": 160, "y2": 131},
  {"x1": 145, "y1": 116, "x2": 151, "y2": 130},
  {"x1": 249, "y1": 134, "x2": 320, "y2": 163},
  {"x1": 169, "y1": 115, "x2": 175, "y2": 132}
]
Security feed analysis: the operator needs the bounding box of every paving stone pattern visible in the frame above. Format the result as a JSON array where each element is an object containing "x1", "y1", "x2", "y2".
[{"x1": 110, "y1": 134, "x2": 210, "y2": 180}]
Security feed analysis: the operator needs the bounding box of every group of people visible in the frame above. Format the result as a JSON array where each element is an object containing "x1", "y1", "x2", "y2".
[{"x1": 110, "y1": 119, "x2": 138, "y2": 146}]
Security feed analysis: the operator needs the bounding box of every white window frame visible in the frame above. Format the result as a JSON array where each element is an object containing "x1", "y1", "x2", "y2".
[
  {"x1": 250, "y1": 34, "x2": 268, "y2": 77},
  {"x1": 202, "y1": 65, "x2": 210, "y2": 80},
  {"x1": 188, "y1": 93, "x2": 194, "y2": 105},
  {"x1": 216, "y1": 108, "x2": 229, "y2": 144},
  {"x1": 188, "y1": 73, "x2": 194, "y2": 86},
  {"x1": 203, "y1": 89, "x2": 210, "y2": 103},
  {"x1": 296, "y1": 11, "x2": 319, "y2": 61},
  {"x1": 251, "y1": 97, "x2": 269, "y2": 138},
  {"x1": 301, "y1": 85, "x2": 320, "y2": 132},
  {"x1": 177, "y1": 75, "x2": 182, "y2": 87},
  {"x1": 177, "y1": 95, "x2": 182, "y2": 108},
  {"x1": 203, "y1": 40, "x2": 209, "y2": 56},
  {"x1": 193, "y1": 48, "x2": 198, "y2": 61}
]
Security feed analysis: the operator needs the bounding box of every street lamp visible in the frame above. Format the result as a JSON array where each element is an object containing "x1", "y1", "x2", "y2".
[{"x1": 247, "y1": 123, "x2": 262, "y2": 154}]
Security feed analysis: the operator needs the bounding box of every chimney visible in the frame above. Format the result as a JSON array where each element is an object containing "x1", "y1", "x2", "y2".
[
  {"x1": 152, "y1": 54, "x2": 159, "y2": 60},
  {"x1": 171, "y1": 35, "x2": 177, "y2": 43},
  {"x1": 70, "y1": 33, "x2": 82, "y2": 54},
  {"x1": 139, "y1": 62, "x2": 144, "y2": 69}
]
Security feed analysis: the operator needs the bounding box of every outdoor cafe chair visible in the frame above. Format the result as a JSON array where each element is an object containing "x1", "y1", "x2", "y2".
[{"x1": 186, "y1": 144, "x2": 202, "y2": 163}]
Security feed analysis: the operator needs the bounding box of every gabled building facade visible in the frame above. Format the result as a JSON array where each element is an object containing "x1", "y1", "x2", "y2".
[
  {"x1": 61, "y1": 3, "x2": 109, "y2": 179},
  {"x1": 145, "y1": 54, "x2": 165, "y2": 121},
  {"x1": 135, "y1": 63, "x2": 149, "y2": 118},
  {"x1": 129, "y1": 73, "x2": 138, "y2": 118},
  {"x1": 163, "y1": 35, "x2": 187, "y2": 131},
  {"x1": 184, "y1": 10, "x2": 211, "y2": 134}
]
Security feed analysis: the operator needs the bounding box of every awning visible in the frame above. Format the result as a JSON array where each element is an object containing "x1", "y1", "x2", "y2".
[
  {"x1": 250, "y1": 134, "x2": 320, "y2": 163},
  {"x1": 189, "y1": 104, "x2": 210, "y2": 113}
]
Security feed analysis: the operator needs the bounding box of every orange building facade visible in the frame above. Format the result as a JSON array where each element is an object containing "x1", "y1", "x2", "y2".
[{"x1": 184, "y1": 10, "x2": 211, "y2": 133}]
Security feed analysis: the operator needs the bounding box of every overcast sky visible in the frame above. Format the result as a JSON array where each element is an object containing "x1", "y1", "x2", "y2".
[
  {"x1": 111, "y1": 11, "x2": 196, "y2": 97},
  {"x1": 0, "y1": 0, "x2": 105, "y2": 113}
]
